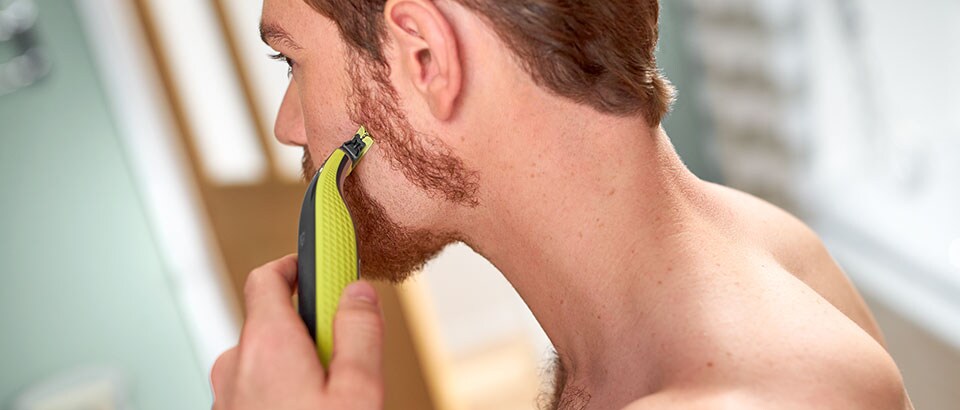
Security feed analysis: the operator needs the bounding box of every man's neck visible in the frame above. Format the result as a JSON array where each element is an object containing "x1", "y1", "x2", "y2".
[{"x1": 460, "y1": 120, "x2": 727, "y2": 406}]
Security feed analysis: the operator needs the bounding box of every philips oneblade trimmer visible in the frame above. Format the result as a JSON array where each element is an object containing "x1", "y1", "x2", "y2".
[{"x1": 297, "y1": 126, "x2": 374, "y2": 367}]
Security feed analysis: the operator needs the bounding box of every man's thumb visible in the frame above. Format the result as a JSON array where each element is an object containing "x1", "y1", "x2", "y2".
[{"x1": 328, "y1": 281, "x2": 385, "y2": 399}]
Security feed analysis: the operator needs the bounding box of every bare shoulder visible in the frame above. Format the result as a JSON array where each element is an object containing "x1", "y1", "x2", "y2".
[
  {"x1": 622, "y1": 389, "x2": 767, "y2": 410},
  {"x1": 623, "y1": 380, "x2": 912, "y2": 410},
  {"x1": 704, "y1": 182, "x2": 885, "y2": 342},
  {"x1": 704, "y1": 182, "x2": 824, "y2": 254},
  {"x1": 645, "y1": 183, "x2": 913, "y2": 410}
]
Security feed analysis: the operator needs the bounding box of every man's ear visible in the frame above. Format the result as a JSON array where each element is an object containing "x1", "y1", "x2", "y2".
[{"x1": 384, "y1": 0, "x2": 462, "y2": 121}]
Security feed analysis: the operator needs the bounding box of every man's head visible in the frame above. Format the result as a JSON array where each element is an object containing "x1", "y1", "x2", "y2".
[{"x1": 262, "y1": 0, "x2": 673, "y2": 281}]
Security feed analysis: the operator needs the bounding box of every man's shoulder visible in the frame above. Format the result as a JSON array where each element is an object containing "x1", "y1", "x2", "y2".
[
  {"x1": 706, "y1": 182, "x2": 886, "y2": 341},
  {"x1": 621, "y1": 339, "x2": 910, "y2": 409},
  {"x1": 622, "y1": 381, "x2": 911, "y2": 410},
  {"x1": 622, "y1": 388, "x2": 765, "y2": 410},
  {"x1": 703, "y1": 181, "x2": 830, "y2": 271}
]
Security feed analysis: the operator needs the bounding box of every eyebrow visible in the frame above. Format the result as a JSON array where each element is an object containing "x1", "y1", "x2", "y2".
[{"x1": 259, "y1": 21, "x2": 303, "y2": 50}]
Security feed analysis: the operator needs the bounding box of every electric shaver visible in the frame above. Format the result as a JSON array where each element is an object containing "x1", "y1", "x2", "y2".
[{"x1": 297, "y1": 126, "x2": 374, "y2": 367}]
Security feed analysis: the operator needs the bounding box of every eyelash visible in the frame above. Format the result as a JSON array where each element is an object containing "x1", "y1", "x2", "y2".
[{"x1": 269, "y1": 53, "x2": 294, "y2": 78}]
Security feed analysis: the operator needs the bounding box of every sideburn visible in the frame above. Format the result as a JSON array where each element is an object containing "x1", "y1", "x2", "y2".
[{"x1": 344, "y1": 53, "x2": 480, "y2": 207}]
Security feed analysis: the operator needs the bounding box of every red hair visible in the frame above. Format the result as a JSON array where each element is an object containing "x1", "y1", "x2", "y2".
[{"x1": 306, "y1": 0, "x2": 675, "y2": 125}]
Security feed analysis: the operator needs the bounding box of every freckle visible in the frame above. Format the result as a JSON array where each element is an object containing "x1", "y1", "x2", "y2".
[
  {"x1": 707, "y1": 362, "x2": 714, "y2": 368},
  {"x1": 608, "y1": 188, "x2": 616, "y2": 196},
  {"x1": 667, "y1": 266, "x2": 673, "y2": 272},
  {"x1": 578, "y1": 231, "x2": 583, "y2": 238},
  {"x1": 657, "y1": 280, "x2": 663, "y2": 285}
]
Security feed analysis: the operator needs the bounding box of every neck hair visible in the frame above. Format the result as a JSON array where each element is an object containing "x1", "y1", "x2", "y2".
[{"x1": 539, "y1": 352, "x2": 591, "y2": 410}]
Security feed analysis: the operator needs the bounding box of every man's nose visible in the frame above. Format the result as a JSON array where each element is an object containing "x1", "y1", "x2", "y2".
[{"x1": 275, "y1": 81, "x2": 308, "y2": 147}]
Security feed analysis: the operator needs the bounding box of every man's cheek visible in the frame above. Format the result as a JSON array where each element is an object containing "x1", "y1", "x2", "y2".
[
  {"x1": 302, "y1": 121, "x2": 356, "y2": 165},
  {"x1": 356, "y1": 156, "x2": 436, "y2": 230}
]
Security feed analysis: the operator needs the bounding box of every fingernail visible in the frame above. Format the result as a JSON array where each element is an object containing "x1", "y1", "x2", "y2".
[{"x1": 345, "y1": 281, "x2": 377, "y2": 304}]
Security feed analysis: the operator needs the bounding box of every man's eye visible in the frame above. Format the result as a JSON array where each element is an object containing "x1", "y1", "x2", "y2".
[{"x1": 269, "y1": 52, "x2": 294, "y2": 78}]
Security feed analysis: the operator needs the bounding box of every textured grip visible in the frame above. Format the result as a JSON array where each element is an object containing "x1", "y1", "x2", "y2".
[{"x1": 313, "y1": 149, "x2": 359, "y2": 367}]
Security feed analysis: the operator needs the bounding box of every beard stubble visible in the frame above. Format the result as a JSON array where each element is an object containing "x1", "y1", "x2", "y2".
[{"x1": 300, "y1": 55, "x2": 479, "y2": 283}]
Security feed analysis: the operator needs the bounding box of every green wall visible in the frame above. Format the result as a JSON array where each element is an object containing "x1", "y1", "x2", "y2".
[
  {"x1": 657, "y1": 1, "x2": 723, "y2": 183},
  {"x1": 0, "y1": 1, "x2": 209, "y2": 408}
]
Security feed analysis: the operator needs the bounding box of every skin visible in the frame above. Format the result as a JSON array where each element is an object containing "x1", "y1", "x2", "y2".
[{"x1": 211, "y1": 0, "x2": 914, "y2": 408}]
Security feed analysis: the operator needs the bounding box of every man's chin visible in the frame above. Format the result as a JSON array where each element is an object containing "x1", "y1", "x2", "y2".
[
  {"x1": 354, "y1": 223, "x2": 454, "y2": 284},
  {"x1": 343, "y1": 171, "x2": 454, "y2": 284},
  {"x1": 357, "y1": 239, "x2": 451, "y2": 284},
  {"x1": 300, "y1": 146, "x2": 446, "y2": 283}
]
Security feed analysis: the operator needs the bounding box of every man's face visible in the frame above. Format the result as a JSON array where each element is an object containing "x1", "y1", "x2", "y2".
[{"x1": 262, "y1": 0, "x2": 478, "y2": 282}]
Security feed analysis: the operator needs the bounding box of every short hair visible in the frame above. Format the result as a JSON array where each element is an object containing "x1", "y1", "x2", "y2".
[{"x1": 305, "y1": 0, "x2": 675, "y2": 125}]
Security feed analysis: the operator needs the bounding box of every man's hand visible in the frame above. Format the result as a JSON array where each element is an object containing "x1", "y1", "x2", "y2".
[{"x1": 211, "y1": 255, "x2": 385, "y2": 410}]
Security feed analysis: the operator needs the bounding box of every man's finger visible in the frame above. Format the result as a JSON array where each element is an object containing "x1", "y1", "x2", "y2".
[
  {"x1": 239, "y1": 254, "x2": 325, "y2": 387},
  {"x1": 211, "y1": 347, "x2": 238, "y2": 406},
  {"x1": 328, "y1": 281, "x2": 385, "y2": 403},
  {"x1": 243, "y1": 254, "x2": 299, "y2": 323}
]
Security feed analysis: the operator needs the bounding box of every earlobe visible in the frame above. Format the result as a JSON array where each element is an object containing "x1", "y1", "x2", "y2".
[{"x1": 384, "y1": 0, "x2": 462, "y2": 121}]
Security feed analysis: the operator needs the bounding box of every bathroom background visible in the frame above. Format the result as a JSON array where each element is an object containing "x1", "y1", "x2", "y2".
[{"x1": 1, "y1": 0, "x2": 957, "y2": 409}]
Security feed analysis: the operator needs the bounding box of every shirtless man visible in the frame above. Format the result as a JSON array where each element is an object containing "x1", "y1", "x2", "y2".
[{"x1": 210, "y1": 0, "x2": 912, "y2": 408}]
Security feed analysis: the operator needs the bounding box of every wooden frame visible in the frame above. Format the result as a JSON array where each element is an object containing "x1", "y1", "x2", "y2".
[{"x1": 126, "y1": 1, "x2": 448, "y2": 408}]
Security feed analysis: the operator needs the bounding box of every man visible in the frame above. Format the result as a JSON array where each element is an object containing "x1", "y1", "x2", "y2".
[{"x1": 211, "y1": 0, "x2": 912, "y2": 408}]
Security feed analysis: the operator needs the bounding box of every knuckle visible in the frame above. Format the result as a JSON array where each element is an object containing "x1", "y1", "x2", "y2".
[
  {"x1": 336, "y1": 306, "x2": 383, "y2": 336},
  {"x1": 328, "y1": 393, "x2": 383, "y2": 410},
  {"x1": 210, "y1": 348, "x2": 236, "y2": 384},
  {"x1": 240, "y1": 326, "x2": 286, "y2": 357},
  {"x1": 331, "y1": 368, "x2": 384, "y2": 398},
  {"x1": 340, "y1": 296, "x2": 383, "y2": 318},
  {"x1": 243, "y1": 268, "x2": 269, "y2": 300},
  {"x1": 259, "y1": 255, "x2": 293, "y2": 274}
]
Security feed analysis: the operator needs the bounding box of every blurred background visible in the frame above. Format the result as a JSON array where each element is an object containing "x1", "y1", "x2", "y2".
[{"x1": 1, "y1": 0, "x2": 957, "y2": 409}]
